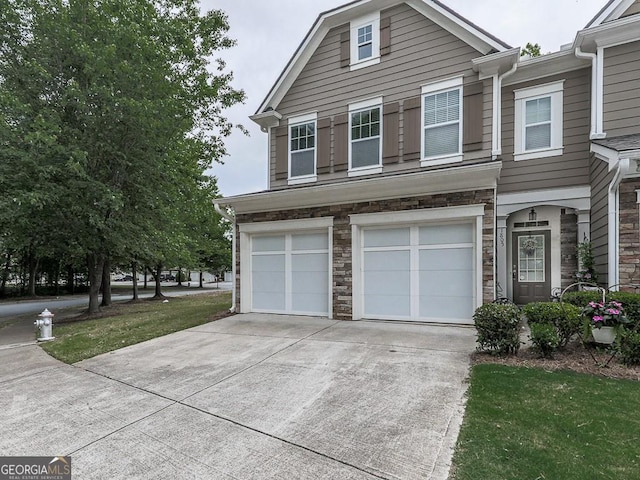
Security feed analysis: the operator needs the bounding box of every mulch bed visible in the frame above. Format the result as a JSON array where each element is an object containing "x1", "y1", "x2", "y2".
[{"x1": 473, "y1": 340, "x2": 640, "y2": 381}]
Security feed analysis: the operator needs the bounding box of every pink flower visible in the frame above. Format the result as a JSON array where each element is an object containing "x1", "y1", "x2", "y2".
[
  {"x1": 588, "y1": 301, "x2": 598, "y2": 307},
  {"x1": 611, "y1": 301, "x2": 622, "y2": 308},
  {"x1": 606, "y1": 308, "x2": 620, "y2": 315},
  {"x1": 592, "y1": 315, "x2": 604, "y2": 322}
]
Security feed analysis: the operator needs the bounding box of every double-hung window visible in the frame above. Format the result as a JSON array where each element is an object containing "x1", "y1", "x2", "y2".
[
  {"x1": 349, "y1": 97, "x2": 382, "y2": 176},
  {"x1": 421, "y1": 77, "x2": 463, "y2": 166},
  {"x1": 350, "y1": 12, "x2": 380, "y2": 70},
  {"x1": 514, "y1": 80, "x2": 564, "y2": 161},
  {"x1": 288, "y1": 113, "x2": 317, "y2": 183}
]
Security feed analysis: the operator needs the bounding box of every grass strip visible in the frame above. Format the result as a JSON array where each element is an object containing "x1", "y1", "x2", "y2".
[
  {"x1": 452, "y1": 364, "x2": 640, "y2": 480},
  {"x1": 41, "y1": 292, "x2": 231, "y2": 364}
]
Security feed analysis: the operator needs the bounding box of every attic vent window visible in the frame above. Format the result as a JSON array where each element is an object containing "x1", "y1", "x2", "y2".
[{"x1": 349, "y1": 12, "x2": 380, "y2": 70}]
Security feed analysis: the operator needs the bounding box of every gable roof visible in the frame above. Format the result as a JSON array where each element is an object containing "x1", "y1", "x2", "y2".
[
  {"x1": 253, "y1": 0, "x2": 510, "y2": 115},
  {"x1": 585, "y1": 0, "x2": 637, "y2": 27}
]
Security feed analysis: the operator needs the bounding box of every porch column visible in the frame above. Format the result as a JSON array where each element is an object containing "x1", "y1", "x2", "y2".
[
  {"x1": 576, "y1": 209, "x2": 591, "y2": 244},
  {"x1": 496, "y1": 215, "x2": 509, "y2": 299}
]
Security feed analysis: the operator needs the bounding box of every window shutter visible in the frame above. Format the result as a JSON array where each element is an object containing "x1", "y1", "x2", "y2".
[
  {"x1": 383, "y1": 102, "x2": 399, "y2": 164},
  {"x1": 380, "y1": 16, "x2": 391, "y2": 56},
  {"x1": 317, "y1": 118, "x2": 331, "y2": 174},
  {"x1": 463, "y1": 81, "x2": 484, "y2": 152},
  {"x1": 403, "y1": 97, "x2": 422, "y2": 161},
  {"x1": 275, "y1": 126, "x2": 288, "y2": 180},
  {"x1": 340, "y1": 31, "x2": 350, "y2": 68},
  {"x1": 334, "y1": 114, "x2": 349, "y2": 171}
]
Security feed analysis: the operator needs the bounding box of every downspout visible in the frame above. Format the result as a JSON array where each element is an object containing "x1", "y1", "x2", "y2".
[
  {"x1": 575, "y1": 47, "x2": 599, "y2": 139},
  {"x1": 491, "y1": 62, "x2": 518, "y2": 160},
  {"x1": 608, "y1": 158, "x2": 630, "y2": 290},
  {"x1": 214, "y1": 202, "x2": 237, "y2": 312}
]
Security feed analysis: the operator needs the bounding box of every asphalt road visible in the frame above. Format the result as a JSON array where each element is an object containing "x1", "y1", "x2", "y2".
[{"x1": 0, "y1": 282, "x2": 232, "y2": 323}]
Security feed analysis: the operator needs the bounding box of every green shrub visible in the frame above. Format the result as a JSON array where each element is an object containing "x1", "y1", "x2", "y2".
[
  {"x1": 474, "y1": 303, "x2": 521, "y2": 355},
  {"x1": 609, "y1": 292, "x2": 640, "y2": 328},
  {"x1": 522, "y1": 302, "x2": 581, "y2": 347},
  {"x1": 619, "y1": 328, "x2": 640, "y2": 365},
  {"x1": 529, "y1": 323, "x2": 560, "y2": 358},
  {"x1": 563, "y1": 291, "x2": 640, "y2": 329}
]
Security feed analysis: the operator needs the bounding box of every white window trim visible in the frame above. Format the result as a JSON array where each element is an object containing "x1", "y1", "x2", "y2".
[
  {"x1": 288, "y1": 112, "x2": 317, "y2": 185},
  {"x1": 350, "y1": 12, "x2": 380, "y2": 71},
  {"x1": 514, "y1": 80, "x2": 564, "y2": 162},
  {"x1": 348, "y1": 96, "x2": 383, "y2": 176},
  {"x1": 420, "y1": 77, "x2": 464, "y2": 167}
]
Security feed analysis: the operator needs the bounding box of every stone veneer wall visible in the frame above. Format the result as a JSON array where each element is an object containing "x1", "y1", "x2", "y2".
[
  {"x1": 618, "y1": 180, "x2": 640, "y2": 286},
  {"x1": 560, "y1": 209, "x2": 578, "y2": 289},
  {"x1": 235, "y1": 189, "x2": 495, "y2": 320}
]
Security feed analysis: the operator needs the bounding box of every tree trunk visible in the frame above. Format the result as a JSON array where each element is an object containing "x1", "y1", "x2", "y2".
[
  {"x1": 154, "y1": 264, "x2": 164, "y2": 298},
  {"x1": 27, "y1": 250, "x2": 39, "y2": 297},
  {"x1": 199, "y1": 270, "x2": 203, "y2": 288},
  {"x1": 0, "y1": 251, "x2": 11, "y2": 297},
  {"x1": 101, "y1": 256, "x2": 112, "y2": 307},
  {"x1": 87, "y1": 253, "x2": 105, "y2": 314},
  {"x1": 177, "y1": 267, "x2": 182, "y2": 286},
  {"x1": 66, "y1": 265, "x2": 75, "y2": 295},
  {"x1": 143, "y1": 267, "x2": 148, "y2": 289},
  {"x1": 54, "y1": 261, "x2": 60, "y2": 295},
  {"x1": 132, "y1": 261, "x2": 139, "y2": 300}
]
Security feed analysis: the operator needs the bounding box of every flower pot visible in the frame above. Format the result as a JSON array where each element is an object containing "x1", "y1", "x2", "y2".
[{"x1": 592, "y1": 326, "x2": 616, "y2": 345}]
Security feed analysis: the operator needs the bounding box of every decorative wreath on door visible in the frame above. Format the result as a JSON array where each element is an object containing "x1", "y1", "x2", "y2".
[{"x1": 522, "y1": 237, "x2": 538, "y2": 255}]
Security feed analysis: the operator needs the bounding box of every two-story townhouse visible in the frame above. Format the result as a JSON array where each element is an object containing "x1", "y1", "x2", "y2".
[{"x1": 215, "y1": 0, "x2": 640, "y2": 325}]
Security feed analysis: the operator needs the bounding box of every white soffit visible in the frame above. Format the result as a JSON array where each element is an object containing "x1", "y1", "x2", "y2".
[{"x1": 217, "y1": 162, "x2": 502, "y2": 214}]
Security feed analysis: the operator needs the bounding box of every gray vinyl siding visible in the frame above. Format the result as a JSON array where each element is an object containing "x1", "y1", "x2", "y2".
[
  {"x1": 590, "y1": 157, "x2": 613, "y2": 285},
  {"x1": 621, "y1": 0, "x2": 640, "y2": 17},
  {"x1": 603, "y1": 41, "x2": 640, "y2": 137},
  {"x1": 497, "y1": 68, "x2": 591, "y2": 194},
  {"x1": 269, "y1": 3, "x2": 493, "y2": 188}
]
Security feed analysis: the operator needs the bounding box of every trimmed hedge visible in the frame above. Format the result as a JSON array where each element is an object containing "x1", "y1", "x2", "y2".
[
  {"x1": 474, "y1": 303, "x2": 521, "y2": 355},
  {"x1": 521, "y1": 302, "x2": 581, "y2": 347},
  {"x1": 529, "y1": 322, "x2": 560, "y2": 358}
]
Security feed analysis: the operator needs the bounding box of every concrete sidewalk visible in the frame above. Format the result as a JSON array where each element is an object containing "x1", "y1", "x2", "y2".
[{"x1": 0, "y1": 314, "x2": 475, "y2": 479}]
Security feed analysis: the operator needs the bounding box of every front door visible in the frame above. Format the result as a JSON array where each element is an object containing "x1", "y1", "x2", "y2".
[{"x1": 512, "y1": 230, "x2": 551, "y2": 304}]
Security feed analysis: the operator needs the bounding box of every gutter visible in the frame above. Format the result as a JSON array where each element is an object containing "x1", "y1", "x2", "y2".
[
  {"x1": 575, "y1": 47, "x2": 605, "y2": 139},
  {"x1": 607, "y1": 158, "x2": 630, "y2": 290},
  {"x1": 214, "y1": 202, "x2": 237, "y2": 313},
  {"x1": 491, "y1": 62, "x2": 518, "y2": 159}
]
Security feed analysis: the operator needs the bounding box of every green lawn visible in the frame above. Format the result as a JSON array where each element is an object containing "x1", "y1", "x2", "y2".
[
  {"x1": 41, "y1": 292, "x2": 231, "y2": 364},
  {"x1": 452, "y1": 364, "x2": 640, "y2": 480}
]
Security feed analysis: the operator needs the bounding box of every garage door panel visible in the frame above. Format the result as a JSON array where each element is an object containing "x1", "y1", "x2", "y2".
[
  {"x1": 420, "y1": 295, "x2": 473, "y2": 320},
  {"x1": 364, "y1": 271, "x2": 410, "y2": 295},
  {"x1": 419, "y1": 248, "x2": 473, "y2": 271},
  {"x1": 292, "y1": 293, "x2": 328, "y2": 314},
  {"x1": 252, "y1": 292, "x2": 286, "y2": 311},
  {"x1": 364, "y1": 250, "x2": 410, "y2": 272},
  {"x1": 364, "y1": 294, "x2": 411, "y2": 317},
  {"x1": 292, "y1": 253, "x2": 328, "y2": 272},
  {"x1": 292, "y1": 272, "x2": 329, "y2": 294},
  {"x1": 363, "y1": 228, "x2": 410, "y2": 247},
  {"x1": 419, "y1": 224, "x2": 473, "y2": 244},
  {"x1": 292, "y1": 233, "x2": 328, "y2": 250},
  {"x1": 250, "y1": 231, "x2": 329, "y2": 316},
  {"x1": 420, "y1": 270, "x2": 473, "y2": 296},
  {"x1": 252, "y1": 235, "x2": 285, "y2": 252},
  {"x1": 252, "y1": 255, "x2": 285, "y2": 272}
]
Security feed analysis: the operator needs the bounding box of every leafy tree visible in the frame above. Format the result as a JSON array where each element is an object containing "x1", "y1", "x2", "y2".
[
  {"x1": 521, "y1": 42, "x2": 542, "y2": 57},
  {"x1": 0, "y1": 0, "x2": 244, "y2": 312}
]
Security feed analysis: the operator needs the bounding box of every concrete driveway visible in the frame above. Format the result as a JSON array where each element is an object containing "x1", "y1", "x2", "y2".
[{"x1": 0, "y1": 314, "x2": 475, "y2": 479}]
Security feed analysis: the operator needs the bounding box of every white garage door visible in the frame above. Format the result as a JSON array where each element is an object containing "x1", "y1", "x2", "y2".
[
  {"x1": 250, "y1": 231, "x2": 329, "y2": 316},
  {"x1": 362, "y1": 223, "x2": 475, "y2": 323}
]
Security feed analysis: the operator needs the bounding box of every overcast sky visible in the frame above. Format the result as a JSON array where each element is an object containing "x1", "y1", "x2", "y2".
[{"x1": 201, "y1": 0, "x2": 607, "y2": 198}]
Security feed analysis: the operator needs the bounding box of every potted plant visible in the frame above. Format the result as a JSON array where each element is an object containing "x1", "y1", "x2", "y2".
[
  {"x1": 576, "y1": 241, "x2": 598, "y2": 287},
  {"x1": 581, "y1": 300, "x2": 629, "y2": 344}
]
